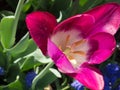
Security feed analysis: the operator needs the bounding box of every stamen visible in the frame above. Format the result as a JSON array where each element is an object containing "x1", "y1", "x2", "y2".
[
  {"x1": 71, "y1": 39, "x2": 86, "y2": 49},
  {"x1": 72, "y1": 51, "x2": 86, "y2": 56},
  {"x1": 65, "y1": 35, "x2": 70, "y2": 46},
  {"x1": 68, "y1": 55, "x2": 74, "y2": 60}
]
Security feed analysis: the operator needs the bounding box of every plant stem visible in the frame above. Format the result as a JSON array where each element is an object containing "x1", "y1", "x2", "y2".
[
  {"x1": 13, "y1": 0, "x2": 25, "y2": 39},
  {"x1": 14, "y1": 0, "x2": 25, "y2": 25},
  {"x1": 61, "y1": 86, "x2": 70, "y2": 90},
  {"x1": 32, "y1": 61, "x2": 54, "y2": 89}
]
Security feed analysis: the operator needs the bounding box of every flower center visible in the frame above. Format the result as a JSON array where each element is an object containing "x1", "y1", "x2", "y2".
[{"x1": 51, "y1": 30, "x2": 90, "y2": 68}]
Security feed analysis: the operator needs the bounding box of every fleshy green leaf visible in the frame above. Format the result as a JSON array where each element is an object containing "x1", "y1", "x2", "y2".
[
  {"x1": 49, "y1": 68, "x2": 61, "y2": 78},
  {"x1": 13, "y1": 39, "x2": 37, "y2": 60},
  {"x1": 0, "y1": 10, "x2": 14, "y2": 20},
  {"x1": 8, "y1": 79, "x2": 23, "y2": 90},
  {"x1": 35, "y1": 69, "x2": 59, "y2": 90},
  {"x1": 52, "y1": 0, "x2": 72, "y2": 10},
  {"x1": 22, "y1": 0, "x2": 32, "y2": 12},
  {"x1": 25, "y1": 49, "x2": 52, "y2": 64},
  {"x1": 6, "y1": 33, "x2": 29, "y2": 57},
  {"x1": 6, "y1": 64, "x2": 20, "y2": 83},
  {"x1": 0, "y1": 52, "x2": 7, "y2": 67},
  {"x1": 0, "y1": 16, "x2": 15, "y2": 49},
  {"x1": 20, "y1": 56, "x2": 41, "y2": 72},
  {"x1": 79, "y1": 0, "x2": 104, "y2": 12},
  {"x1": 0, "y1": 79, "x2": 24, "y2": 90},
  {"x1": 79, "y1": 0, "x2": 88, "y2": 6}
]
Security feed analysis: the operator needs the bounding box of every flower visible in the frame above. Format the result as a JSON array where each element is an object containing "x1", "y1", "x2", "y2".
[
  {"x1": 0, "y1": 67, "x2": 5, "y2": 76},
  {"x1": 101, "y1": 63, "x2": 120, "y2": 90},
  {"x1": 71, "y1": 80, "x2": 84, "y2": 90},
  {"x1": 25, "y1": 71, "x2": 37, "y2": 88},
  {"x1": 26, "y1": 3, "x2": 120, "y2": 90}
]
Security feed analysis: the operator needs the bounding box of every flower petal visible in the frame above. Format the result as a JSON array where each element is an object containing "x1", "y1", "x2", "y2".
[
  {"x1": 88, "y1": 32, "x2": 116, "y2": 64},
  {"x1": 85, "y1": 3, "x2": 120, "y2": 35},
  {"x1": 68, "y1": 64, "x2": 104, "y2": 90},
  {"x1": 47, "y1": 39, "x2": 75, "y2": 73},
  {"x1": 54, "y1": 14, "x2": 95, "y2": 37},
  {"x1": 26, "y1": 11, "x2": 57, "y2": 55}
]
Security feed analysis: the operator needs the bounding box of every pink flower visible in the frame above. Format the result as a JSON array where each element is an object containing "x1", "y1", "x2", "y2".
[{"x1": 26, "y1": 3, "x2": 120, "y2": 90}]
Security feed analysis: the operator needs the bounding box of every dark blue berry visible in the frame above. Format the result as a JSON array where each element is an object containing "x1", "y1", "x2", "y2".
[
  {"x1": 106, "y1": 63, "x2": 120, "y2": 75},
  {"x1": 101, "y1": 63, "x2": 120, "y2": 90},
  {"x1": 0, "y1": 67, "x2": 5, "y2": 76},
  {"x1": 25, "y1": 71, "x2": 37, "y2": 88}
]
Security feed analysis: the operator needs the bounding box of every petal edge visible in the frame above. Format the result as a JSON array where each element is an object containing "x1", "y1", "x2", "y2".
[{"x1": 26, "y1": 11, "x2": 57, "y2": 55}]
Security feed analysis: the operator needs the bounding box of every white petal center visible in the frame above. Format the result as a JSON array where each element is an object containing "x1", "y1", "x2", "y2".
[{"x1": 51, "y1": 30, "x2": 90, "y2": 69}]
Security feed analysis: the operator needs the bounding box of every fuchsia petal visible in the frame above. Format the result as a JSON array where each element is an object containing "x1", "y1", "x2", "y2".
[
  {"x1": 88, "y1": 32, "x2": 116, "y2": 64},
  {"x1": 69, "y1": 64, "x2": 104, "y2": 90},
  {"x1": 48, "y1": 38, "x2": 104, "y2": 89},
  {"x1": 54, "y1": 14, "x2": 95, "y2": 37},
  {"x1": 26, "y1": 11, "x2": 57, "y2": 55},
  {"x1": 85, "y1": 3, "x2": 120, "y2": 35},
  {"x1": 47, "y1": 39, "x2": 75, "y2": 73}
]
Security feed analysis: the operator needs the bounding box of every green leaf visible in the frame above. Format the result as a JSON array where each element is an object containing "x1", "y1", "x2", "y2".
[
  {"x1": 13, "y1": 39, "x2": 37, "y2": 60},
  {"x1": 0, "y1": 86, "x2": 9, "y2": 90},
  {"x1": 0, "y1": 52, "x2": 7, "y2": 67},
  {"x1": 21, "y1": 39, "x2": 37, "y2": 56},
  {"x1": 6, "y1": 33, "x2": 29, "y2": 57},
  {"x1": 49, "y1": 68, "x2": 61, "y2": 78},
  {"x1": 77, "y1": 0, "x2": 104, "y2": 13},
  {"x1": 0, "y1": 79, "x2": 24, "y2": 90},
  {"x1": 0, "y1": 87, "x2": 3, "y2": 90},
  {"x1": 0, "y1": 16, "x2": 15, "y2": 49},
  {"x1": 26, "y1": 49, "x2": 52, "y2": 64},
  {"x1": 6, "y1": 64, "x2": 20, "y2": 83},
  {"x1": 20, "y1": 56, "x2": 41, "y2": 72},
  {"x1": 32, "y1": 62, "x2": 54, "y2": 89},
  {"x1": 22, "y1": 0, "x2": 32, "y2": 12},
  {"x1": 8, "y1": 79, "x2": 23, "y2": 90},
  {"x1": 35, "y1": 70, "x2": 59, "y2": 89},
  {"x1": 0, "y1": 10, "x2": 14, "y2": 19},
  {"x1": 79, "y1": 0, "x2": 88, "y2": 6}
]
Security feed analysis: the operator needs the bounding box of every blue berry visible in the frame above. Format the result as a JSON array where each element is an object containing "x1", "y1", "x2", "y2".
[
  {"x1": 0, "y1": 67, "x2": 5, "y2": 76},
  {"x1": 106, "y1": 63, "x2": 120, "y2": 75},
  {"x1": 25, "y1": 71, "x2": 37, "y2": 88},
  {"x1": 101, "y1": 63, "x2": 120, "y2": 90},
  {"x1": 103, "y1": 75, "x2": 111, "y2": 90}
]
